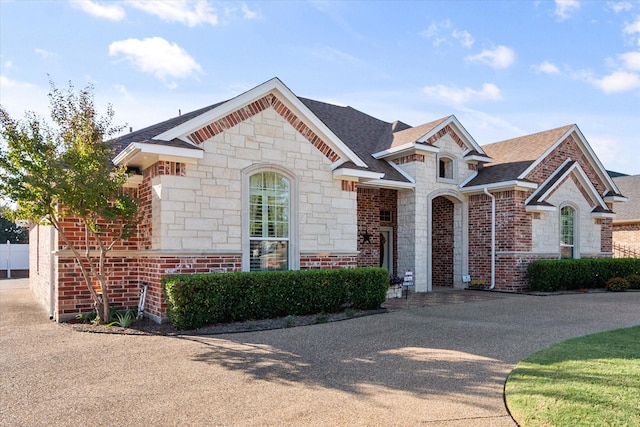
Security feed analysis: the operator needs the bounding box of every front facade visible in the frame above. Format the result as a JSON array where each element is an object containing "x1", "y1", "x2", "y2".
[{"x1": 29, "y1": 78, "x2": 627, "y2": 322}]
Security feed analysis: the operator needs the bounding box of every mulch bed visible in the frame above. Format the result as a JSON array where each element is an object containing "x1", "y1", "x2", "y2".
[{"x1": 62, "y1": 308, "x2": 387, "y2": 336}]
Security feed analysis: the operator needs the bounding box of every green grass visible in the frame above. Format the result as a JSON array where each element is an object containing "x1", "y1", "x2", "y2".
[{"x1": 505, "y1": 326, "x2": 640, "y2": 427}]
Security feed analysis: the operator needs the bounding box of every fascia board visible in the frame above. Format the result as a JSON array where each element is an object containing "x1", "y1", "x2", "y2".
[
  {"x1": 604, "y1": 195, "x2": 629, "y2": 203},
  {"x1": 419, "y1": 115, "x2": 486, "y2": 155},
  {"x1": 388, "y1": 161, "x2": 416, "y2": 184},
  {"x1": 572, "y1": 163, "x2": 609, "y2": 210},
  {"x1": 372, "y1": 142, "x2": 439, "y2": 159},
  {"x1": 358, "y1": 179, "x2": 416, "y2": 190},
  {"x1": 112, "y1": 142, "x2": 203, "y2": 166},
  {"x1": 526, "y1": 204, "x2": 557, "y2": 212},
  {"x1": 154, "y1": 77, "x2": 368, "y2": 168},
  {"x1": 332, "y1": 168, "x2": 384, "y2": 181},
  {"x1": 458, "y1": 171, "x2": 478, "y2": 188},
  {"x1": 591, "y1": 211, "x2": 616, "y2": 219},
  {"x1": 571, "y1": 125, "x2": 622, "y2": 195},
  {"x1": 461, "y1": 180, "x2": 538, "y2": 194},
  {"x1": 518, "y1": 126, "x2": 575, "y2": 180},
  {"x1": 464, "y1": 154, "x2": 493, "y2": 163},
  {"x1": 525, "y1": 158, "x2": 573, "y2": 205}
]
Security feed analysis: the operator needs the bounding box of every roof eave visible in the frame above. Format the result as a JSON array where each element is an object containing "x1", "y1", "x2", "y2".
[
  {"x1": 372, "y1": 142, "x2": 439, "y2": 160},
  {"x1": 461, "y1": 180, "x2": 538, "y2": 195},
  {"x1": 113, "y1": 142, "x2": 204, "y2": 169},
  {"x1": 333, "y1": 168, "x2": 384, "y2": 182}
]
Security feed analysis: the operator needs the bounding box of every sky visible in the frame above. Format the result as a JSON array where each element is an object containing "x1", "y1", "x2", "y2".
[{"x1": 1, "y1": 0, "x2": 639, "y2": 175}]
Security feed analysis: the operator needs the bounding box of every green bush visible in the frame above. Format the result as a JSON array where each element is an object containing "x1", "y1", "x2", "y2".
[
  {"x1": 625, "y1": 274, "x2": 640, "y2": 290},
  {"x1": 163, "y1": 267, "x2": 389, "y2": 329},
  {"x1": 606, "y1": 277, "x2": 630, "y2": 292},
  {"x1": 527, "y1": 258, "x2": 640, "y2": 292}
]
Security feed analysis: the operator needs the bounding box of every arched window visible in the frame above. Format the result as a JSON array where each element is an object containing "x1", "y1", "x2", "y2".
[
  {"x1": 248, "y1": 171, "x2": 290, "y2": 271},
  {"x1": 560, "y1": 205, "x2": 575, "y2": 259}
]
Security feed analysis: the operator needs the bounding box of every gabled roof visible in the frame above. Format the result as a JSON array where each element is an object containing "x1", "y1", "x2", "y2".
[
  {"x1": 464, "y1": 124, "x2": 622, "y2": 199},
  {"x1": 111, "y1": 78, "x2": 489, "y2": 187},
  {"x1": 525, "y1": 160, "x2": 613, "y2": 217},
  {"x1": 612, "y1": 175, "x2": 640, "y2": 222}
]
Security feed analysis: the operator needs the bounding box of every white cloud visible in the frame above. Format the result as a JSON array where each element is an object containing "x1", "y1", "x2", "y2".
[
  {"x1": 533, "y1": 61, "x2": 561, "y2": 74},
  {"x1": 466, "y1": 46, "x2": 516, "y2": 69},
  {"x1": 72, "y1": 0, "x2": 126, "y2": 21},
  {"x1": 108, "y1": 37, "x2": 202, "y2": 82},
  {"x1": 452, "y1": 29, "x2": 474, "y2": 48},
  {"x1": 126, "y1": 0, "x2": 218, "y2": 27},
  {"x1": 34, "y1": 48, "x2": 55, "y2": 59},
  {"x1": 423, "y1": 83, "x2": 502, "y2": 105},
  {"x1": 241, "y1": 3, "x2": 258, "y2": 20},
  {"x1": 555, "y1": 0, "x2": 580, "y2": 20},
  {"x1": 420, "y1": 20, "x2": 452, "y2": 47},
  {"x1": 624, "y1": 16, "x2": 640, "y2": 46},
  {"x1": 620, "y1": 51, "x2": 640, "y2": 70},
  {"x1": 592, "y1": 70, "x2": 640, "y2": 93},
  {"x1": 607, "y1": 1, "x2": 633, "y2": 13}
]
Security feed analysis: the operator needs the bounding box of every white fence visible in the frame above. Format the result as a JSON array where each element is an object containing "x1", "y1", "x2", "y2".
[{"x1": 0, "y1": 242, "x2": 29, "y2": 278}]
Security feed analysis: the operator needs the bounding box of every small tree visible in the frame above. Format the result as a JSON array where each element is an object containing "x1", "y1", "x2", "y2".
[{"x1": 0, "y1": 81, "x2": 138, "y2": 323}]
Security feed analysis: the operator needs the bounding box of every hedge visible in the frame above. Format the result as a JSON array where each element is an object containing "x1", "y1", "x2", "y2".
[
  {"x1": 527, "y1": 258, "x2": 640, "y2": 292},
  {"x1": 162, "y1": 267, "x2": 389, "y2": 329}
]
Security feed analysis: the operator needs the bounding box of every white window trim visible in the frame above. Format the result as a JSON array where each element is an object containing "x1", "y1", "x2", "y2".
[
  {"x1": 241, "y1": 164, "x2": 299, "y2": 271},
  {"x1": 559, "y1": 203, "x2": 579, "y2": 259},
  {"x1": 436, "y1": 154, "x2": 456, "y2": 183}
]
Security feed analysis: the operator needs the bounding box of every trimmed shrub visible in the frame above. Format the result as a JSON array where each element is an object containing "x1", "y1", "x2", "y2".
[
  {"x1": 606, "y1": 277, "x2": 630, "y2": 292},
  {"x1": 625, "y1": 274, "x2": 640, "y2": 290},
  {"x1": 528, "y1": 258, "x2": 640, "y2": 292},
  {"x1": 163, "y1": 267, "x2": 389, "y2": 329}
]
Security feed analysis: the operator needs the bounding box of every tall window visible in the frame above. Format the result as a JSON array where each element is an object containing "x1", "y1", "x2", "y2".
[
  {"x1": 560, "y1": 206, "x2": 575, "y2": 259},
  {"x1": 249, "y1": 172, "x2": 289, "y2": 271}
]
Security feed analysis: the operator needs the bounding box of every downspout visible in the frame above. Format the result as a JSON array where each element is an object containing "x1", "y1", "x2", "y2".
[
  {"x1": 49, "y1": 225, "x2": 56, "y2": 320},
  {"x1": 483, "y1": 188, "x2": 496, "y2": 290}
]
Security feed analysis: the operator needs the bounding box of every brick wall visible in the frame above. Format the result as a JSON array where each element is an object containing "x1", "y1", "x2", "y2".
[
  {"x1": 613, "y1": 223, "x2": 640, "y2": 255},
  {"x1": 356, "y1": 187, "x2": 397, "y2": 271},
  {"x1": 432, "y1": 196, "x2": 453, "y2": 287},
  {"x1": 526, "y1": 134, "x2": 607, "y2": 193}
]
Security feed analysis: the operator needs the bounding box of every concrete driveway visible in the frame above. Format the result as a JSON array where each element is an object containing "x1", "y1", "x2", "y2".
[{"x1": 1, "y1": 278, "x2": 639, "y2": 426}]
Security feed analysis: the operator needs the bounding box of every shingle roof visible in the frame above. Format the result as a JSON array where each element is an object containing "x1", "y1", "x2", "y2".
[
  {"x1": 390, "y1": 117, "x2": 449, "y2": 148},
  {"x1": 612, "y1": 175, "x2": 640, "y2": 221},
  {"x1": 481, "y1": 124, "x2": 574, "y2": 165},
  {"x1": 299, "y1": 97, "x2": 409, "y2": 181},
  {"x1": 110, "y1": 102, "x2": 225, "y2": 154},
  {"x1": 464, "y1": 124, "x2": 575, "y2": 187}
]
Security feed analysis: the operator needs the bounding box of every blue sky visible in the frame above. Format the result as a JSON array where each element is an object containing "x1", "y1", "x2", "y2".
[{"x1": 1, "y1": 0, "x2": 639, "y2": 174}]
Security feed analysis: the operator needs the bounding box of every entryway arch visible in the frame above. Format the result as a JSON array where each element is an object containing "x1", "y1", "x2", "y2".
[{"x1": 427, "y1": 190, "x2": 468, "y2": 291}]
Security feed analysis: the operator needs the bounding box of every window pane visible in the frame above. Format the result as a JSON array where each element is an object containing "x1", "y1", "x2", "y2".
[
  {"x1": 250, "y1": 240, "x2": 288, "y2": 271},
  {"x1": 248, "y1": 172, "x2": 290, "y2": 270},
  {"x1": 560, "y1": 206, "x2": 575, "y2": 259}
]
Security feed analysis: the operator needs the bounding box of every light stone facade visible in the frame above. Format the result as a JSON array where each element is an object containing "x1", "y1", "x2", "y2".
[
  {"x1": 532, "y1": 177, "x2": 602, "y2": 256},
  {"x1": 150, "y1": 107, "x2": 358, "y2": 256}
]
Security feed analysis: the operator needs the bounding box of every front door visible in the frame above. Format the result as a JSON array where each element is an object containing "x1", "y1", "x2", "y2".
[{"x1": 380, "y1": 227, "x2": 393, "y2": 275}]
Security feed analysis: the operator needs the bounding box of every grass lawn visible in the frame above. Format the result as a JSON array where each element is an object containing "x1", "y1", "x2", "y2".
[{"x1": 505, "y1": 326, "x2": 640, "y2": 427}]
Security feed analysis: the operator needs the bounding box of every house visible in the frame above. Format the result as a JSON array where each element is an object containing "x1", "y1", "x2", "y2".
[
  {"x1": 29, "y1": 77, "x2": 627, "y2": 323},
  {"x1": 611, "y1": 175, "x2": 640, "y2": 257}
]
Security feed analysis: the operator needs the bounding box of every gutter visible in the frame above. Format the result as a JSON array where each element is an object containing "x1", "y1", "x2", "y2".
[{"x1": 483, "y1": 188, "x2": 496, "y2": 290}]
